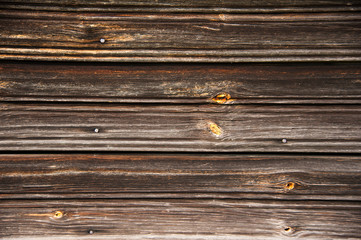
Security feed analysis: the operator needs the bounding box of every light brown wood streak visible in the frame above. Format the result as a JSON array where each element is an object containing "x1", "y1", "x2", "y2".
[
  {"x1": 1, "y1": 62, "x2": 360, "y2": 104},
  {"x1": 0, "y1": 11, "x2": 360, "y2": 62},
  {"x1": 0, "y1": 103, "x2": 361, "y2": 152},
  {"x1": 0, "y1": 154, "x2": 361, "y2": 200},
  {"x1": 1, "y1": 199, "x2": 361, "y2": 239}
]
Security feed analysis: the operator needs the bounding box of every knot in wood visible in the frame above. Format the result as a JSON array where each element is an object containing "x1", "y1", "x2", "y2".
[
  {"x1": 283, "y1": 226, "x2": 295, "y2": 234},
  {"x1": 208, "y1": 122, "x2": 222, "y2": 136},
  {"x1": 285, "y1": 182, "x2": 295, "y2": 190},
  {"x1": 53, "y1": 211, "x2": 64, "y2": 219},
  {"x1": 212, "y1": 93, "x2": 232, "y2": 104}
]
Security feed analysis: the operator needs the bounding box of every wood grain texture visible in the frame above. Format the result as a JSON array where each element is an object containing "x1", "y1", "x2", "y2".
[
  {"x1": 1, "y1": 11, "x2": 361, "y2": 62},
  {"x1": 1, "y1": 199, "x2": 361, "y2": 239},
  {"x1": 1, "y1": 3, "x2": 361, "y2": 239},
  {"x1": 1, "y1": 154, "x2": 361, "y2": 200},
  {"x1": 1, "y1": 61, "x2": 361, "y2": 104},
  {"x1": 1, "y1": 103, "x2": 361, "y2": 152},
  {"x1": 0, "y1": 0, "x2": 360, "y2": 13}
]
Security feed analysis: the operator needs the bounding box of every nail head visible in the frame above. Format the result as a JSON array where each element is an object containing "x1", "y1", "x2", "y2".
[
  {"x1": 100, "y1": 38, "x2": 105, "y2": 43},
  {"x1": 281, "y1": 138, "x2": 287, "y2": 143},
  {"x1": 94, "y1": 128, "x2": 99, "y2": 133}
]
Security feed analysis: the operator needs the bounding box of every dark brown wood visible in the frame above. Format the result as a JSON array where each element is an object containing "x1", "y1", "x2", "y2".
[
  {"x1": 1, "y1": 0, "x2": 360, "y2": 13},
  {"x1": 1, "y1": 11, "x2": 361, "y2": 62},
  {"x1": 1, "y1": 154, "x2": 361, "y2": 200},
  {"x1": 1, "y1": 62, "x2": 361, "y2": 104},
  {"x1": 1, "y1": 103, "x2": 361, "y2": 152},
  {"x1": 1, "y1": 2, "x2": 361, "y2": 239},
  {"x1": 1, "y1": 199, "x2": 361, "y2": 239}
]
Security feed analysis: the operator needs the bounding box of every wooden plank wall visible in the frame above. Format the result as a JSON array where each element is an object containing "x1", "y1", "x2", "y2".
[{"x1": 1, "y1": 0, "x2": 361, "y2": 239}]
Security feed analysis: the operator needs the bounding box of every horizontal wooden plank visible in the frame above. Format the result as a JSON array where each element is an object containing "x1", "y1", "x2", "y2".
[
  {"x1": 1, "y1": 0, "x2": 360, "y2": 13},
  {"x1": 1, "y1": 11, "x2": 361, "y2": 62},
  {"x1": 1, "y1": 103, "x2": 361, "y2": 152},
  {"x1": 1, "y1": 154, "x2": 361, "y2": 200},
  {"x1": 1, "y1": 62, "x2": 361, "y2": 104},
  {"x1": 1, "y1": 199, "x2": 361, "y2": 239}
]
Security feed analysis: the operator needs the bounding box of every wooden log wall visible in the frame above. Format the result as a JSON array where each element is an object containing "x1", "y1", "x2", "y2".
[{"x1": 0, "y1": 1, "x2": 361, "y2": 239}]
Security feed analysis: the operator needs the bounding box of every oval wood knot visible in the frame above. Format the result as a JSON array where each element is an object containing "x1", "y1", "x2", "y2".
[
  {"x1": 208, "y1": 122, "x2": 222, "y2": 136},
  {"x1": 283, "y1": 226, "x2": 295, "y2": 234},
  {"x1": 285, "y1": 182, "x2": 295, "y2": 190},
  {"x1": 53, "y1": 211, "x2": 64, "y2": 219},
  {"x1": 212, "y1": 93, "x2": 233, "y2": 104}
]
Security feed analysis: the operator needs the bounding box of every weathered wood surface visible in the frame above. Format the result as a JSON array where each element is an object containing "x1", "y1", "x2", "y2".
[
  {"x1": 1, "y1": 62, "x2": 361, "y2": 104},
  {"x1": 1, "y1": 154, "x2": 361, "y2": 200},
  {"x1": 1, "y1": 0, "x2": 360, "y2": 13},
  {"x1": 1, "y1": 1, "x2": 361, "y2": 239},
  {"x1": 1, "y1": 11, "x2": 361, "y2": 62},
  {"x1": 1, "y1": 199, "x2": 361, "y2": 239},
  {"x1": 1, "y1": 103, "x2": 361, "y2": 152}
]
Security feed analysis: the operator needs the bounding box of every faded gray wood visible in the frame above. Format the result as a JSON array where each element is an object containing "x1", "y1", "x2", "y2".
[
  {"x1": 1, "y1": 11, "x2": 361, "y2": 62},
  {"x1": 1, "y1": 62, "x2": 361, "y2": 104},
  {"x1": 1, "y1": 103, "x2": 361, "y2": 152},
  {"x1": 0, "y1": 0, "x2": 360, "y2": 13},
  {"x1": 1, "y1": 154, "x2": 361, "y2": 200},
  {"x1": 1, "y1": 199, "x2": 361, "y2": 239}
]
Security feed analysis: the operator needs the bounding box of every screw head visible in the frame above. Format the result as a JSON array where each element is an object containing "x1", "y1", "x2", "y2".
[
  {"x1": 99, "y1": 38, "x2": 105, "y2": 43},
  {"x1": 88, "y1": 230, "x2": 94, "y2": 234},
  {"x1": 94, "y1": 128, "x2": 99, "y2": 133},
  {"x1": 281, "y1": 138, "x2": 287, "y2": 143}
]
